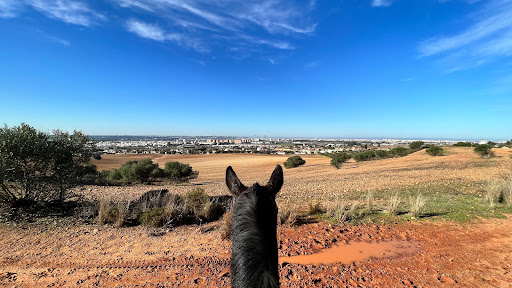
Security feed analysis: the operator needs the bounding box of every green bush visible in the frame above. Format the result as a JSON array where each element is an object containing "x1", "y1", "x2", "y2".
[
  {"x1": 284, "y1": 155, "x2": 306, "y2": 169},
  {"x1": 453, "y1": 142, "x2": 472, "y2": 147},
  {"x1": 352, "y1": 150, "x2": 374, "y2": 162},
  {"x1": 474, "y1": 144, "x2": 493, "y2": 157},
  {"x1": 409, "y1": 141, "x2": 424, "y2": 150},
  {"x1": 164, "y1": 161, "x2": 198, "y2": 182},
  {"x1": 184, "y1": 188, "x2": 209, "y2": 215},
  {"x1": 119, "y1": 159, "x2": 161, "y2": 184},
  {"x1": 0, "y1": 123, "x2": 93, "y2": 202},
  {"x1": 330, "y1": 152, "x2": 351, "y2": 169},
  {"x1": 374, "y1": 150, "x2": 388, "y2": 158},
  {"x1": 389, "y1": 147, "x2": 410, "y2": 157},
  {"x1": 138, "y1": 207, "x2": 167, "y2": 227},
  {"x1": 426, "y1": 146, "x2": 443, "y2": 156}
]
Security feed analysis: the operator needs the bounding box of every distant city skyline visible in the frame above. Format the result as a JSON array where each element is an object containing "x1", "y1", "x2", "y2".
[{"x1": 1, "y1": 0, "x2": 511, "y2": 140}]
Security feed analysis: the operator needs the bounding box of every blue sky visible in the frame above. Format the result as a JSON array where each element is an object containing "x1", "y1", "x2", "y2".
[{"x1": 0, "y1": 0, "x2": 511, "y2": 140}]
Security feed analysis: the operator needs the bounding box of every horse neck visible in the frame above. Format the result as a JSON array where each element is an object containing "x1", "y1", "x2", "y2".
[{"x1": 231, "y1": 195, "x2": 279, "y2": 288}]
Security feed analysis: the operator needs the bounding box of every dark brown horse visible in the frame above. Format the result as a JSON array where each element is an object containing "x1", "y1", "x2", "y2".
[{"x1": 226, "y1": 164, "x2": 283, "y2": 288}]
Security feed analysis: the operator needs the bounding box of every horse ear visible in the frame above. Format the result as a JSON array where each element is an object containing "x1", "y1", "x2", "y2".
[
  {"x1": 226, "y1": 166, "x2": 246, "y2": 196},
  {"x1": 266, "y1": 164, "x2": 283, "y2": 195}
]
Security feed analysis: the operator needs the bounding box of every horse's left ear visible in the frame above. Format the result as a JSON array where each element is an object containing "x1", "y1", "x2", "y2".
[
  {"x1": 266, "y1": 164, "x2": 283, "y2": 195},
  {"x1": 226, "y1": 166, "x2": 246, "y2": 196}
]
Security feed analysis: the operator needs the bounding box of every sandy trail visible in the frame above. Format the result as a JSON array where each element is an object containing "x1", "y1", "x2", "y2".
[{"x1": 1, "y1": 217, "x2": 511, "y2": 287}]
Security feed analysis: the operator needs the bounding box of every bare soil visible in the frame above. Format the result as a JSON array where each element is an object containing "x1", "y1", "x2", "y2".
[
  {"x1": 1, "y1": 148, "x2": 511, "y2": 287},
  {"x1": 1, "y1": 218, "x2": 511, "y2": 287}
]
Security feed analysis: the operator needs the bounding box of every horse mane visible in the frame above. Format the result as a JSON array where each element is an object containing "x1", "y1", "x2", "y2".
[
  {"x1": 226, "y1": 166, "x2": 283, "y2": 288},
  {"x1": 231, "y1": 184, "x2": 279, "y2": 288}
]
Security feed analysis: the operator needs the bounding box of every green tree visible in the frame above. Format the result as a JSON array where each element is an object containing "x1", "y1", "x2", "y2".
[
  {"x1": 330, "y1": 153, "x2": 351, "y2": 169},
  {"x1": 164, "y1": 161, "x2": 198, "y2": 182},
  {"x1": 117, "y1": 159, "x2": 162, "y2": 184},
  {"x1": 284, "y1": 156, "x2": 306, "y2": 169},
  {"x1": 474, "y1": 144, "x2": 493, "y2": 157},
  {"x1": 453, "y1": 142, "x2": 472, "y2": 147},
  {"x1": 0, "y1": 123, "x2": 93, "y2": 202},
  {"x1": 426, "y1": 146, "x2": 443, "y2": 156},
  {"x1": 388, "y1": 147, "x2": 410, "y2": 157},
  {"x1": 409, "y1": 141, "x2": 424, "y2": 150}
]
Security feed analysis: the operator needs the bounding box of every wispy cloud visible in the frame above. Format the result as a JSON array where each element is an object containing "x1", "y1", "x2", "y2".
[
  {"x1": 0, "y1": 0, "x2": 21, "y2": 18},
  {"x1": 114, "y1": 0, "x2": 317, "y2": 55},
  {"x1": 0, "y1": 0, "x2": 104, "y2": 26},
  {"x1": 126, "y1": 20, "x2": 166, "y2": 41},
  {"x1": 48, "y1": 35, "x2": 71, "y2": 46},
  {"x1": 126, "y1": 19, "x2": 209, "y2": 53},
  {"x1": 371, "y1": 0, "x2": 393, "y2": 7},
  {"x1": 304, "y1": 60, "x2": 320, "y2": 70},
  {"x1": 419, "y1": 0, "x2": 512, "y2": 70}
]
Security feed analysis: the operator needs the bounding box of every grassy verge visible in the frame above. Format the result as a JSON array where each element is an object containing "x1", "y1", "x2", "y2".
[{"x1": 298, "y1": 180, "x2": 512, "y2": 225}]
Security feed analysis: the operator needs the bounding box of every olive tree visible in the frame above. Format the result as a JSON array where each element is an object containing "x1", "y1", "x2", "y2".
[{"x1": 0, "y1": 123, "x2": 93, "y2": 202}]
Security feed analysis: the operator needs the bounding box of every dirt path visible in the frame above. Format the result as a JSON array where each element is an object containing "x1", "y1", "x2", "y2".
[{"x1": 1, "y1": 217, "x2": 511, "y2": 287}]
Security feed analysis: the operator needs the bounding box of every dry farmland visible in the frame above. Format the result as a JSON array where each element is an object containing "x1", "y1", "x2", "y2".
[{"x1": 1, "y1": 147, "x2": 512, "y2": 287}]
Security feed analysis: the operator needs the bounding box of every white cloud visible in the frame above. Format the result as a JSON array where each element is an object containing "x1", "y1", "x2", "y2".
[
  {"x1": 371, "y1": 0, "x2": 393, "y2": 7},
  {"x1": 0, "y1": 0, "x2": 104, "y2": 26},
  {"x1": 126, "y1": 19, "x2": 209, "y2": 53},
  {"x1": 126, "y1": 20, "x2": 166, "y2": 41},
  {"x1": 419, "y1": 0, "x2": 512, "y2": 70},
  {"x1": 114, "y1": 0, "x2": 316, "y2": 55},
  {"x1": 0, "y1": 0, "x2": 22, "y2": 18}
]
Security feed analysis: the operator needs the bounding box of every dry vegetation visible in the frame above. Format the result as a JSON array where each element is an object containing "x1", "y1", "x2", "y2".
[{"x1": 2, "y1": 147, "x2": 512, "y2": 287}]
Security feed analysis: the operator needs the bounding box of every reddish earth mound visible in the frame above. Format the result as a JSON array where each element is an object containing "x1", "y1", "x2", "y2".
[{"x1": 1, "y1": 217, "x2": 512, "y2": 287}]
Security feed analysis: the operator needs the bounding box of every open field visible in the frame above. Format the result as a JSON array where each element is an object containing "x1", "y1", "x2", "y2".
[
  {"x1": 89, "y1": 148, "x2": 512, "y2": 204},
  {"x1": 1, "y1": 147, "x2": 512, "y2": 287}
]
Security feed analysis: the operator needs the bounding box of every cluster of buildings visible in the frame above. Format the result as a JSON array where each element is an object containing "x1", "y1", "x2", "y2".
[{"x1": 92, "y1": 136, "x2": 473, "y2": 155}]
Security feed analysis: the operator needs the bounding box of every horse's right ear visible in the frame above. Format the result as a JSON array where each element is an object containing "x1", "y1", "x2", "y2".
[
  {"x1": 226, "y1": 166, "x2": 246, "y2": 196},
  {"x1": 266, "y1": 164, "x2": 283, "y2": 195}
]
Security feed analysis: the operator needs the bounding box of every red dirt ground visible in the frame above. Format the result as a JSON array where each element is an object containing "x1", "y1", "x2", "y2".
[{"x1": 1, "y1": 217, "x2": 511, "y2": 287}]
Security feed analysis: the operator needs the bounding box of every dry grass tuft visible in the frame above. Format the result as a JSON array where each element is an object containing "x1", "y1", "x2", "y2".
[
  {"x1": 115, "y1": 201, "x2": 131, "y2": 228},
  {"x1": 278, "y1": 200, "x2": 299, "y2": 226},
  {"x1": 219, "y1": 210, "x2": 232, "y2": 240},
  {"x1": 486, "y1": 179, "x2": 505, "y2": 206},
  {"x1": 409, "y1": 194, "x2": 426, "y2": 218},
  {"x1": 307, "y1": 201, "x2": 323, "y2": 215},
  {"x1": 366, "y1": 191, "x2": 375, "y2": 213},
  {"x1": 327, "y1": 195, "x2": 360, "y2": 223},
  {"x1": 502, "y1": 178, "x2": 512, "y2": 207},
  {"x1": 97, "y1": 198, "x2": 109, "y2": 225},
  {"x1": 388, "y1": 193, "x2": 401, "y2": 216}
]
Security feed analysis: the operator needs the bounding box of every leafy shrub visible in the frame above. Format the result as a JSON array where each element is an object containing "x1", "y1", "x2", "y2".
[
  {"x1": 352, "y1": 150, "x2": 377, "y2": 162},
  {"x1": 184, "y1": 188, "x2": 209, "y2": 215},
  {"x1": 453, "y1": 142, "x2": 473, "y2": 147},
  {"x1": 164, "y1": 161, "x2": 198, "y2": 183},
  {"x1": 374, "y1": 150, "x2": 388, "y2": 158},
  {"x1": 426, "y1": 146, "x2": 443, "y2": 156},
  {"x1": 139, "y1": 207, "x2": 167, "y2": 227},
  {"x1": 474, "y1": 144, "x2": 493, "y2": 157},
  {"x1": 389, "y1": 147, "x2": 410, "y2": 157},
  {"x1": 330, "y1": 152, "x2": 351, "y2": 169},
  {"x1": 0, "y1": 123, "x2": 93, "y2": 202},
  {"x1": 409, "y1": 141, "x2": 424, "y2": 150},
  {"x1": 117, "y1": 159, "x2": 162, "y2": 184},
  {"x1": 284, "y1": 156, "x2": 306, "y2": 169}
]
